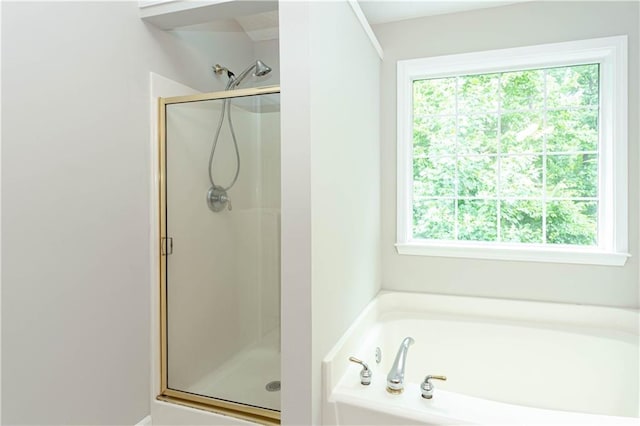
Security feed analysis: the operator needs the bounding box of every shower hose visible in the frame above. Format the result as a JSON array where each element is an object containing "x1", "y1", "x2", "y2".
[{"x1": 208, "y1": 95, "x2": 241, "y2": 192}]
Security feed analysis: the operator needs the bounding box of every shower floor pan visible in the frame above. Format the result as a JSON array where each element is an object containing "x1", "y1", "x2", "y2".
[{"x1": 188, "y1": 330, "x2": 281, "y2": 412}]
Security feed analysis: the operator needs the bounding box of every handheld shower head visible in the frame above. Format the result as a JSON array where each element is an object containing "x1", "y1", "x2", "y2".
[
  {"x1": 229, "y1": 60, "x2": 272, "y2": 89},
  {"x1": 254, "y1": 60, "x2": 272, "y2": 77},
  {"x1": 214, "y1": 60, "x2": 272, "y2": 89}
]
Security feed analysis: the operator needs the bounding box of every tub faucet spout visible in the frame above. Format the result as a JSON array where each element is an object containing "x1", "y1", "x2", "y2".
[{"x1": 386, "y1": 336, "x2": 414, "y2": 394}]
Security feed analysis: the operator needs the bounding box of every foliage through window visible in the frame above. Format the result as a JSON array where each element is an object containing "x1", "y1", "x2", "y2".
[
  {"x1": 396, "y1": 37, "x2": 628, "y2": 265},
  {"x1": 412, "y1": 64, "x2": 600, "y2": 246}
]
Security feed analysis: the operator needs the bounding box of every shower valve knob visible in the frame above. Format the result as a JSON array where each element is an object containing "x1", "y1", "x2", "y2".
[{"x1": 207, "y1": 186, "x2": 232, "y2": 212}]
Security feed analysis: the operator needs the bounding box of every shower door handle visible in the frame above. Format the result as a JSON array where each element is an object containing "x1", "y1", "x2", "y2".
[{"x1": 161, "y1": 237, "x2": 173, "y2": 256}]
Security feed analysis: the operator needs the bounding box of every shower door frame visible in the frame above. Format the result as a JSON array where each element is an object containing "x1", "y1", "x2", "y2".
[{"x1": 158, "y1": 85, "x2": 281, "y2": 425}]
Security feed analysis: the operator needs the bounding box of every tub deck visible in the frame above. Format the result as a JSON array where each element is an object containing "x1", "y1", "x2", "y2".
[{"x1": 323, "y1": 292, "x2": 639, "y2": 425}]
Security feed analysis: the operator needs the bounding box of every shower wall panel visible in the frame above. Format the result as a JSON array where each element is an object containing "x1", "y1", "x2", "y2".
[
  {"x1": 259, "y1": 111, "x2": 281, "y2": 337},
  {"x1": 166, "y1": 101, "x2": 261, "y2": 390}
]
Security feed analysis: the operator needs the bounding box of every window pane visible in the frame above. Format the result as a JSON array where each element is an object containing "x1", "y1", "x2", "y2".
[
  {"x1": 457, "y1": 155, "x2": 497, "y2": 197},
  {"x1": 458, "y1": 73, "x2": 500, "y2": 112},
  {"x1": 458, "y1": 114, "x2": 498, "y2": 154},
  {"x1": 546, "y1": 201, "x2": 597, "y2": 246},
  {"x1": 500, "y1": 69, "x2": 545, "y2": 111},
  {"x1": 546, "y1": 64, "x2": 599, "y2": 108},
  {"x1": 500, "y1": 155, "x2": 543, "y2": 197},
  {"x1": 500, "y1": 112, "x2": 545, "y2": 153},
  {"x1": 413, "y1": 199, "x2": 455, "y2": 240},
  {"x1": 500, "y1": 200, "x2": 543, "y2": 243},
  {"x1": 414, "y1": 78, "x2": 456, "y2": 115},
  {"x1": 413, "y1": 156, "x2": 456, "y2": 197},
  {"x1": 546, "y1": 109, "x2": 598, "y2": 152},
  {"x1": 547, "y1": 154, "x2": 598, "y2": 198},
  {"x1": 413, "y1": 116, "x2": 456, "y2": 157},
  {"x1": 458, "y1": 200, "x2": 497, "y2": 241}
]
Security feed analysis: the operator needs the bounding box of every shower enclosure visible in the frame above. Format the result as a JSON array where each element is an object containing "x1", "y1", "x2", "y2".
[{"x1": 158, "y1": 85, "x2": 281, "y2": 424}]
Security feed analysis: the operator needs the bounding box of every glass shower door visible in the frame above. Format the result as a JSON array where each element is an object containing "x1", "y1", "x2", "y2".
[{"x1": 159, "y1": 88, "x2": 280, "y2": 422}]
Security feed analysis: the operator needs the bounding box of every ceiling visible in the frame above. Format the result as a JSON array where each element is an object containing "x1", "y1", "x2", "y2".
[
  {"x1": 358, "y1": 1, "x2": 527, "y2": 25},
  {"x1": 235, "y1": 10, "x2": 279, "y2": 41},
  {"x1": 235, "y1": 1, "x2": 528, "y2": 40},
  {"x1": 172, "y1": 1, "x2": 527, "y2": 42}
]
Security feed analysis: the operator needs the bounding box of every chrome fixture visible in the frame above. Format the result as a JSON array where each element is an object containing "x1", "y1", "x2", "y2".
[
  {"x1": 206, "y1": 60, "x2": 272, "y2": 212},
  {"x1": 207, "y1": 185, "x2": 231, "y2": 212},
  {"x1": 421, "y1": 375, "x2": 447, "y2": 399},
  {"x1": 375, "y1": 347, "x2": 382, "y2": 364},
  {"x1": 213, "y1": 63, "x2": 232, "y2": 77},
  {"x1": 386, "y1": 337, "x2": 414, "y2": 394},
  {"x1": 348, "y1": 356, "x2": 372, "y2": 386},
  {"x1": 213, "y1": 60, "x2": 272, "y2": 90},
  {"x1": 265, "y1": 381, "x2": 281, "y2": 392}
]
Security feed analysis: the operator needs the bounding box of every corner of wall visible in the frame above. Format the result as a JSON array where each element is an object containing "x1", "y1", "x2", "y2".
[{"x1": 279, "y1": 1, "x2": 314, "y2": 425}]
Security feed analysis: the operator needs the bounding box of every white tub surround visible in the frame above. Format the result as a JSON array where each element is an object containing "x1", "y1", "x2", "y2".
[{"x1": 322, "y1": 292, "x2": 639, "y2": 425}]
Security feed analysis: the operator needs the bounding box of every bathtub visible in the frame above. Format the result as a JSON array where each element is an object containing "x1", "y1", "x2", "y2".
[{"x1": 322, "y1": 292, "x2": 639, "y2": 425}]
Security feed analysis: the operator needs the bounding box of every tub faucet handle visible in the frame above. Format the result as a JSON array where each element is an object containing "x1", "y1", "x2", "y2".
[
  {"x1": 348, "y1": 356, "x2": 372, "y2": 386},
  {"x1": 421, "y1": 375, "x2": 447, "y2": 399}
]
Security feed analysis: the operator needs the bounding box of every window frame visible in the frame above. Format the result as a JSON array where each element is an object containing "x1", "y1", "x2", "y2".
[{"x1": 396, "y1": 36, "x2": 629, "y2": 266}]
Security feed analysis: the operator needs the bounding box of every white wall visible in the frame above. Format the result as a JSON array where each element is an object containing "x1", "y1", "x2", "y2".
[
  {"x1": 172, "y1": 19, "x2": 264, "y2": 92},
  {"x1": 375, "y1": 1, "x2": 640, "y2": 309},
  {"x1": 279, "y1": 2, "x2": 313, "y2": 423},
  {"x1": 280, "y1": 1, "x2": 381, "y2": 424},
  {"x1": 0, "y1": 2, "x2": 256, "y2": 424},
  {"x1": 309, "y1": 2, "x2": 381, "y2": 424},
  {"x1": 171, "y1": 21, "x2": 279, "y2": 92}
]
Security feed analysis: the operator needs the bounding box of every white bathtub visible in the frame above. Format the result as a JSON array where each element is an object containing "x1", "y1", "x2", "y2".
[{"x1": 322, "y1": 292, "x2": 639, "y2": 425}]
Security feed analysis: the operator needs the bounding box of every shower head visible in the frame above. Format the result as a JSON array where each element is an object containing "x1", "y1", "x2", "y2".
[
  {"x1": 254, "y1": 60, "x2": 272, "y2": 77},
  {"x1": 228, "y1": 60, "x2": 272, "y2": 89}
]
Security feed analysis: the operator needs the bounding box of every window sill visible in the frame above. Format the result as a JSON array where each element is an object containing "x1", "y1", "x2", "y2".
[{"x1": 395, "y1": 242, "x2": 630, "y2": 266}]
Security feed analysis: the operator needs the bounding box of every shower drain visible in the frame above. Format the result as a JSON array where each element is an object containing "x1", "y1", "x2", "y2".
[{"x1": 265, "y1": 381, "x2": 281, "y2": 392}]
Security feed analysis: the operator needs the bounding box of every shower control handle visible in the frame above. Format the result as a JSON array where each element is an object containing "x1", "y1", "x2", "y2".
[
  {"x1": 207, "y1": 186, "x2": 232, "y2": 212},
  {"x1": 217, "y1": 193, "x2": 232, "y2": 210},
  {"x1": 349, "y1": 356, "x2": 372, "y2": 385}
]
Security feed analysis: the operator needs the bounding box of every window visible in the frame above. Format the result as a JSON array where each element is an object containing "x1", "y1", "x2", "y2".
[{"x1": 396, "y1": 37, "x2": 628, "y2": 265}]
